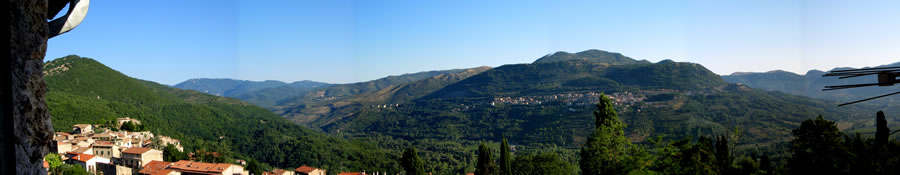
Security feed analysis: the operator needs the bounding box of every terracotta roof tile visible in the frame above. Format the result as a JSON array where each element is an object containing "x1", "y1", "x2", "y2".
[
  {"x1": 70, "y1": 153, "x2": 95, "y2": 162},
  {"x1": 169, "y1": 160, "x2": 236, "y2": 174},
  {"x1": 139, "y1": 160, "x2": 173, "y2": 175},
  {"x1": 295, "y1": 165, "x2": 319, "y2": 173},
  {"x1": 122, "y1": 147, "x2": 152, "y2": 154}
]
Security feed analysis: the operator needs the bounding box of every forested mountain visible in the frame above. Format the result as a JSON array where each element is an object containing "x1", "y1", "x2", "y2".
[
  {"x1": 424, "y1": 59, "x2": 726, "y2": 99},
  {"x1": 532, "y1": 49, "x2": 651, "y2": 65},
  {"x1": 43, "y1": 55, "x2": 397, "y2": 172},
  {"x1": 327, "y1": 57, "x2": 897, "y2": 144},
  {"x1": 272, "y1": 67, "x2": 489, "y2": 107},
  {"x1": 721, "y1": 62, "x2": 900, "y2": 104},
  {"x1": 274, "y1": 66, "x2": 492, "y2": 127}
]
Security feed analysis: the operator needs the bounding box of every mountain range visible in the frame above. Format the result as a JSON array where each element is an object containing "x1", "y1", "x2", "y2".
[
  {"x1": 55, "y1": 50, "x2": 899, "y2": 174},
  {"x1": 722, "y1": 62, "x2": 900, "y2": 104}
]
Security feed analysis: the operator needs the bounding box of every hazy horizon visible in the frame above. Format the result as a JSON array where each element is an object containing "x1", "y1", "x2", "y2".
[{"x1": 46, "y1": 0, "x2": 900, "y2": 85}]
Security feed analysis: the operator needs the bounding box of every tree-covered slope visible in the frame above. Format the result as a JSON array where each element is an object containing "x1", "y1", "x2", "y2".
[
  {"x1": 273, "y1": 68, "x2": 485, "y2": 108},
  {"x1": 275, "y1": 66, "x2": 492, "y2": 127},
  {"x1": 44, "y1": 55, "x2": 397, "y2": 172}
]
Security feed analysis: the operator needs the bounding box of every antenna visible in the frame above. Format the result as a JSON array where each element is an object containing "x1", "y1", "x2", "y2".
[{"x1": 822, "y1": 66, "x2": 900, "y2": 106}]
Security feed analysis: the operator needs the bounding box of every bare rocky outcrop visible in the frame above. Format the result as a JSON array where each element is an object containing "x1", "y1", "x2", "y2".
[{"x1": 6, "y1": 0, "x2": 89, "y2": 174}]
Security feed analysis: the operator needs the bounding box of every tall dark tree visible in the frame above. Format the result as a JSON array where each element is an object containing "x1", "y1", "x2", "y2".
[
  {"x1": 876, "y1": 111, "x2": 889, "y2": 146},
  {"x1": 715, "y1": 135, "x2": 731, "y2": 174},
  {"x1": 476, "y1": 143, "x2": 497, "y2": 175},
  {"x1": 580, "y1": 93, "x2": 630, "y2": 175},
  {"x1": 760, "y1": 155, "x2": 772, "y2": 175},
  {"x1": 849, "y1": 133, "x2": 873, "y2": 175},
  {"x1": 500, "y1": 138, "x2": 512, "y2": 175},
  {"x1": 401, "y1": 147, "x2": 426, "y2": 175},
  {"x1": 789, "y1": 115, "x2": 848, "y2": 175},
  {"x1": 593, "y1": 93, "x2": 618, "y2": 129}
]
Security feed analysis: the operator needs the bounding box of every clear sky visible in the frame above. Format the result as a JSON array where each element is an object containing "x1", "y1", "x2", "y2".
[{"x1": 46, "y1": 0, "x2": 900, "y2": 85}]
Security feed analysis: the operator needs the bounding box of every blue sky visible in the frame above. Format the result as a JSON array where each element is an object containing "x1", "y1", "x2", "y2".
[{"x1": 47, "y1": 0, "x2": 900, "y2": 85}]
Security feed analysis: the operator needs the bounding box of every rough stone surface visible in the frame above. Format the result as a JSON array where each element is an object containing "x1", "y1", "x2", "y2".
[{"x1": 8, "y1": 0, "x2": 56, "y2": 174}]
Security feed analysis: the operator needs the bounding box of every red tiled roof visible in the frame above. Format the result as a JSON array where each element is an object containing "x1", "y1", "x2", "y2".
[
  {"x1": 122, "y1": 147, "x2": 152, "y2": 154},
  {"x1": 151, "y1": 169, "x2": 174, "y2": 175},
  {"x1": 295, "y1": 165, "x2": 319, "y2": 173},
  {"x1": 70, "y1": 153, "x2": 95, "y2": 162},
  {"x1": 139, "y1": 160, "x2": 173, "y2": 175},
  {"x1": 169, "y1": 160, "x2": 235, "y2": 174}
]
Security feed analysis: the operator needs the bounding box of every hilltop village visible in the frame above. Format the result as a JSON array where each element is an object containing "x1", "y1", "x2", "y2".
[{"x1": 46, "y1": 117, "x2": 346, "y2": 175}]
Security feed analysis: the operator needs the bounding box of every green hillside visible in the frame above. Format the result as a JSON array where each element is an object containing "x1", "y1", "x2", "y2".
[
  {"x1": 273, "y1": 68, "x2": 485, "y2": 108},
  {"x1": 276, "y1": 66, "x2": 492, "y2": 127},
  {"x1": 44, "y1": 55, "x2": 398, "y2": 173},
  {"x1": 424, "y1": 59, "x2": 726, "y2": 99}
]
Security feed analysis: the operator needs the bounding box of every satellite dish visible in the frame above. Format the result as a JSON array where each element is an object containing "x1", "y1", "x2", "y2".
[{"x1": 822, "y1": 66, "x2": 900, "y2": 106}]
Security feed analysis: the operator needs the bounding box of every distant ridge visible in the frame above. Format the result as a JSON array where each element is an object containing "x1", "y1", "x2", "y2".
[
  {"x1": 174, "y1": 78, "x2": 330, "y2": 97},
  {"x1": 722, "y1": 62, "x2": 900, "y2": 103}
]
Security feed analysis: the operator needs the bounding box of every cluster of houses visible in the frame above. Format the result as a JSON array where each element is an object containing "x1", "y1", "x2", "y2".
[
  {"x1": 46, "y1": 117, "x2": 350, "y2": 175},
  {"x1": 492, "y1": 92, "x2": 610, "y2": 106},
  {"x1": 490, "y1": 90, "x2": 686, "y2": 108}
]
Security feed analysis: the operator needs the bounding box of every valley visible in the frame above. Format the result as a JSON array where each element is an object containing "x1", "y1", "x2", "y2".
[{"x1": 45, "y1": 50, "x2": 899, "y2": 174}]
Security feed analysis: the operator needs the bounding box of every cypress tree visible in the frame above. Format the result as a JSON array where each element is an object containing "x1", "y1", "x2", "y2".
[
  {"x1": 580, "y1": 93, "x2": 629, "y2": 175},
  {"x1": 760, "y1": 155, "x2": 771, "y2": 175},
  {"x1": 476, "y1": 143, "x2": 497, "y2": 175},
  {"x1": 500, "y1": 138, "x2": 512, "y2": 175},
  {"x1": 401, "y1": 147, "x2": 426, "y2": 175},
  {"x1": 715, "y1": 135, "x2": 731, "y2": 174},
  {"x1": 876, "y1": 111, "x2": 889, "y2": 146}
]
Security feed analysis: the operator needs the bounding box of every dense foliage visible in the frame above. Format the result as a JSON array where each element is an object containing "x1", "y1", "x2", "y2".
[
  {"x1": 510, "y1": 152, "x2": 574, "y2": 175},
  {"x1": 787, "y1": 113, "x2": 900, "y2": 175}
]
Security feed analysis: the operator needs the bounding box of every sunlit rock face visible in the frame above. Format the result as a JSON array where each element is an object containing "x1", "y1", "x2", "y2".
[{"x1": 7, "y1": 1, "x2": 57, "y2": 174}]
